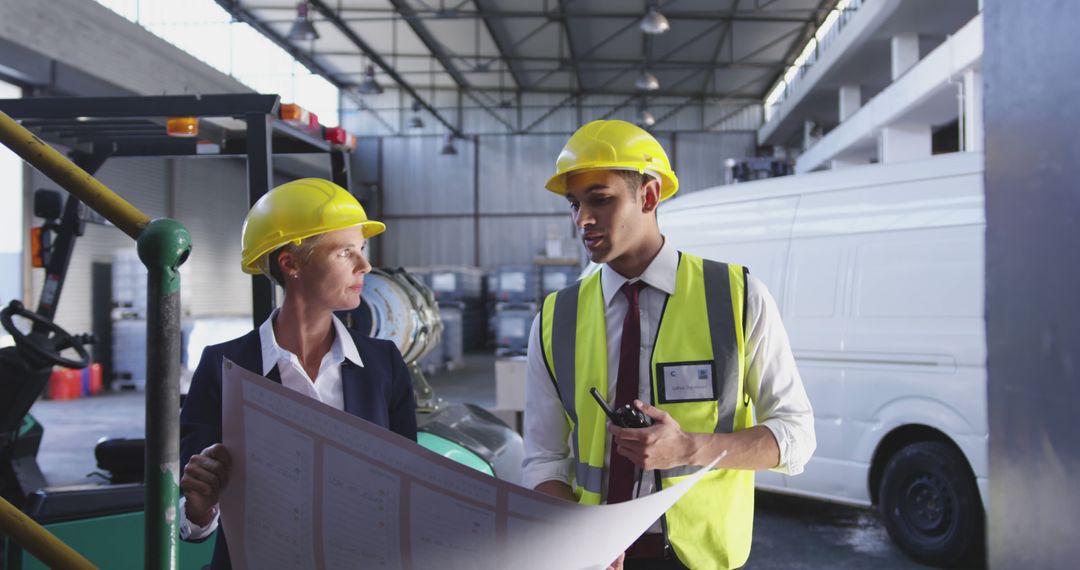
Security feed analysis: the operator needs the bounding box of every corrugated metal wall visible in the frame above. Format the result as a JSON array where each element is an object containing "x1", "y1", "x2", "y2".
[{"x1": 361, "y1": 129, "x2": 757, "y2": 268}]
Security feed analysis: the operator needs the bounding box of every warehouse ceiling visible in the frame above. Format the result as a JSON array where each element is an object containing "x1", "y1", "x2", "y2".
[{"x1": 219, "y1": 0, "x2": 837, "y2": 133}]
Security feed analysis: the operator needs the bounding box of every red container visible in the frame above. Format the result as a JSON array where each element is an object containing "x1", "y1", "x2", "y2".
[
  {"x1": 48, "y1": 368, "x2": 83, "y2": 400},
  {"x1": 91, "y1": 363, "x2": 103, "y2": 395},
  {"x1": 81, "y1": 363, "x2": 103, "y2": 396}
]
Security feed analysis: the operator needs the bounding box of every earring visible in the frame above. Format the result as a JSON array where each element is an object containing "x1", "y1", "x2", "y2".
[{"x1": 292, "y1": 273, "x2": 300, "y2": 279}]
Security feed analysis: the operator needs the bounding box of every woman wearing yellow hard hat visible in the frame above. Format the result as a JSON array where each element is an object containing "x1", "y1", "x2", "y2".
[
  {"x1": 177, "y1": 178, "x2": 417, "y2": 570},
  {"x1": 525, "y1": 120, "x2": 815, "y2": 570}
]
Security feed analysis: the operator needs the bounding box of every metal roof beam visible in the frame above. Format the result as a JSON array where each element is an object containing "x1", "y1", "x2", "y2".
[
  {"x1": 703, "y1": 102, "x2": 759, "y2": 130},
  {"x1": 247, "y1": 6, "x2": 817, "y2": 23},
  {"x1": 322, "y1": 51, "x2": 782, "y2": 69},
  {"x1": 472, "y1": 0, "x2": 528, "y2": 88},
  {"x1": 527, "y1": 17, "x2": 640, "y2": 89},
  {"x1": 383, "y1": 0, "x2": 516, "y2": 133},
  {"x1": 558, "y1": 0, "x2": 584, "y2": 92},
  {"x1": 653, "y1": 72, "x2": 769, "y2": 129},
  {"x1": 304, "y1": 0, "x2": 462, "y2": 137},
  {"x1": 216, "y1": 0, "x2": 405, "y2": 135},
  {"x1": 342, "y1": 62, "x2": 778, "y2": 79},
  {"x1": 385, "y1": 0, "x2": 470, "y2": 89},
  {"x1": 702, "y1": 0, "x2": 742, "y2": 93},
  {"x1": 597, "y1": 66, "x2": 716, "y2": 122}
]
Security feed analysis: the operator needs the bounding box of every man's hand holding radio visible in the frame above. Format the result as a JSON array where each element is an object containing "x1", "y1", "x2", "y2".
[{"x1": 608, "y1": 400, "x2": 707, "y2": 471}]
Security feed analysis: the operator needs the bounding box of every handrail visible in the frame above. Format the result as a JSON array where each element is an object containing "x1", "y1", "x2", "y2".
[
  {"x1": 764, "y1": 0, "x2": 867, "y2": 121},
  {"x1": 0, "y1": 495, "x2": 97, "y2": 569},
  {"x1": 0, "y1": 109, "x2": 188, "y2": 569}
]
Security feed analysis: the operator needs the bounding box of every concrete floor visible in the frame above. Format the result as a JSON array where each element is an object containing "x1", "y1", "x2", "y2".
[{"x1": 27, "y1": 351, "x2": 934, "y2": 569}]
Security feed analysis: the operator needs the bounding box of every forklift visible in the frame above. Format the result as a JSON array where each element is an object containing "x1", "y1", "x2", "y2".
[
  {"x1": 1, "y1": 173, "x2": 215, "y2": 567},
  {"x1": 0, "y1": 94, "x2": 522, "y2": 568}
]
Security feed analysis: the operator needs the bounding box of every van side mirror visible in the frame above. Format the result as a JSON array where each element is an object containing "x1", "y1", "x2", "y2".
[{"x1": 33, "y1": 189, "x2": 62, "y2": 220}]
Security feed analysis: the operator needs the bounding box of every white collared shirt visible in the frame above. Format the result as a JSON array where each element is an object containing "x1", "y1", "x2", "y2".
[
  {"x1": 522, "y1": 238, "x2": 816, "y2": 504},
  {"x1": 180, "y1": 309, "x2": 363, "y2": 540},
  {"x1": 257, "y1": 308, "x2": 363, "y2": 411}
]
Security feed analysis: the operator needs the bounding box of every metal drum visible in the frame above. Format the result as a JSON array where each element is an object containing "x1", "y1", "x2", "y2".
[{"x1": 357, "y1": 268, "x2": 443, "y2": 365}]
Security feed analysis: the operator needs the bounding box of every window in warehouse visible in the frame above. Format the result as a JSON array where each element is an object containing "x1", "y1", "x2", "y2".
[
  {"x1": 0, "y1": 79, "x2": 23, "y2": 312},
  {"x1": 93, "y1": 0, "x2": 339, "y2": 126}
]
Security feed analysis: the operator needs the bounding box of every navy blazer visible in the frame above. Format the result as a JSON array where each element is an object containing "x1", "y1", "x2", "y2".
[{"x1": 179, "y1": 327, "x2": 417, "y2": 570}]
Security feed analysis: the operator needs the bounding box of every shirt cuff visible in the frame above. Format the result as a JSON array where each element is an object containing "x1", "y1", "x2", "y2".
[
  {"x1": 521, "y1": 457, "x2": 574, "y2": 491},
  {"x1": 759, "y1": 418, "x2": 803, "y2": 476},
  {"x1": 179, "y1": 496, "x2": 220, "y2": 540}
]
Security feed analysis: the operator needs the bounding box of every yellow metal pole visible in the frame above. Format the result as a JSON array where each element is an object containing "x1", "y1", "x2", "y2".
[
  {"x1": 0, "y1": 109, "x2": 149, "y2": 239},
  {"x1": 0, "y1": 495, "x2": 97, "y2": 569}
]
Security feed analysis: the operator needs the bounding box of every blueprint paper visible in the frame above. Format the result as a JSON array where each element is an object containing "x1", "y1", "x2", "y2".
[{"x1": 219, "y1": 359, "x2": 723, "y2": 570}]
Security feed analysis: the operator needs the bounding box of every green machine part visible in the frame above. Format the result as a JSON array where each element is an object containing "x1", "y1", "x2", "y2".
[
  {"x1": 417, "y1": 432, "x2": 494, "y2": 477},
  {"x1": 16, "y1": 512, "x2": 213, "y2": 570}
]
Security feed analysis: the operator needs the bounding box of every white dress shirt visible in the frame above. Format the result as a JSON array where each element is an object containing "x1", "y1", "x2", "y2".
[
  {"x1": 522, "y1": 239, "x2": 816, "y2": 507},
  {"x1": 180, "y1": 309, "x2": 363, "y2": 540}
]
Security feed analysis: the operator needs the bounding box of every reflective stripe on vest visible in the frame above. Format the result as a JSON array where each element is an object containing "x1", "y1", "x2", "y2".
[{"x1": 540, "y1": 252, "x2": 754, "y2": 569}]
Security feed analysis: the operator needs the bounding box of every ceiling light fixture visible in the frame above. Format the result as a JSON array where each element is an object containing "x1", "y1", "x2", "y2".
[
  {"x1": 639, "y1": 108, "x2": 656, "y2": 127},
  {"x1": 287, "y1": 2, "x2": 319, "y2": 41},
  {"x1": 640, "y1": 4, "x2": 671, "y2": 35},
  {"x1": 635, "y1": 69, "x2": 660, "y2": 91},
  {"x1": 440, "y1": 133, "x2": 458, "y2": 155},
  {"x1": 357, "y1": 64, "x2": 384, "y2": 95},
  {"x1": 409, "y1": 100, "x2": 425, "y2": 129}
]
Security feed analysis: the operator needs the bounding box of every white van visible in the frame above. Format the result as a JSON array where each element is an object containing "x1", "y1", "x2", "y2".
[{"x1": 659, "y1": 152, "x2": 986, "y2": 568}]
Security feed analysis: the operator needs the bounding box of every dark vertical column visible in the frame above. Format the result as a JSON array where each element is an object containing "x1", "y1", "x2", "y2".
[
  {"x1": 473, "y1": 136, "x2": 481, "y2": 267},
  {"x1": 330, "y1": 147, "x2": 351, "y2": 190},
  {"x1": 247, "y1": 113, "x2": 275, "y2": 328},
  {"x1": 376, "y1": 137, "x2": 385, "y2": 266},
  {"x1": 985, "y1": 0, "x2": 1080, "y2": 567}
]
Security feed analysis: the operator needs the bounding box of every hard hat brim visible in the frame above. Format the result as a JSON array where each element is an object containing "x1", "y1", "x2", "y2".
[
  {"x1": 241, "y1": 219, "x2": 386, "y2": 275},
  {"x1": 545, "y1": 166, "x2": 679, "y2": 202}
]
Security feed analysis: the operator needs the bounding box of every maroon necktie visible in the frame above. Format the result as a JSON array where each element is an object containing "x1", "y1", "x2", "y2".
[{"x1": 607, "y1": 280, "x2": 647, "y2": 504}]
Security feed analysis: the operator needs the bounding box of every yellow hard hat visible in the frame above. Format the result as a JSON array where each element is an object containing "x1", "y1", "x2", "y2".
[
  {"x1": 545, "y1": 120, "x2": 679, "y2": 201},
  {"x1": 240, "y1": 178, "x2": 385, "y2": 274}
]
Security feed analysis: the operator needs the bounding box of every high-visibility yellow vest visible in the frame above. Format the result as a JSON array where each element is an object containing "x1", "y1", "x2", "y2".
[{"x1": 540, "y1": 252, "x2": 754, "y2": 570}]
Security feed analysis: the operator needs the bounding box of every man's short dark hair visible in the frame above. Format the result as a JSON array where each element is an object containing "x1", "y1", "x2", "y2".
[{"x1": 615, "y1": 170, "x2": 647, "y2": 193}]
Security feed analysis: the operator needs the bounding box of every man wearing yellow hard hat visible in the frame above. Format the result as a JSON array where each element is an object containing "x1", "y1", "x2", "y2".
[
  {"x1": 177, "y1": 178, "x2": 417, "y2": 570},
  {"x1": 523, "y1": 121, "x2": 816, "y2": 570}
]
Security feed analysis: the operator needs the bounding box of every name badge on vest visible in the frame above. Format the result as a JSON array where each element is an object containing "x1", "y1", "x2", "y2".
[{"x1": 656, "y1": 361, "x2": 718, "y2": 403}]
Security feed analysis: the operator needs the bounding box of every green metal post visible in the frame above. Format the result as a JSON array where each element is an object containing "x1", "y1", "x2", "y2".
[{"x1": 137, "y1": 219, "x2": 192, "y2": 570}]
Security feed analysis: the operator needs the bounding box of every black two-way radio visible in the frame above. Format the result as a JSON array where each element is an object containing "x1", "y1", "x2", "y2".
[{"x1": 589, "y1": 387, "x2": 653, "y2": 428}]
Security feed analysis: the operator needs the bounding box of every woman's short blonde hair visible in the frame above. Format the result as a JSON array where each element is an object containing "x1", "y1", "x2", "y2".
[{"x1": 254, "y1": 233, "x2": 326, "y2": 288}]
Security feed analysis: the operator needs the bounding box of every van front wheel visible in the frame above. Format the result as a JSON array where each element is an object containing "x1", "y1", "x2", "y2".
[{"x1": 878, "y1": 441, "x2": 984, "y2": 568}]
